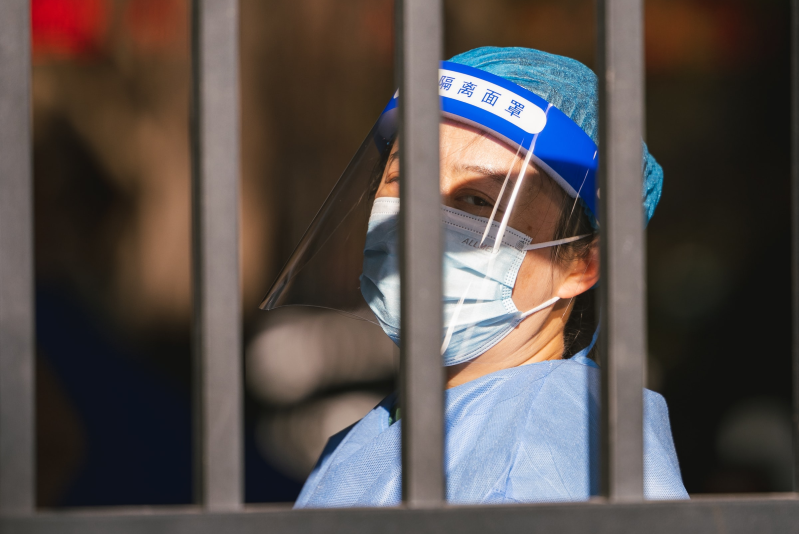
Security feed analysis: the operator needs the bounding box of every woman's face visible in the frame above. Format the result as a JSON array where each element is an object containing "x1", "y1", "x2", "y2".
[
  {"x1": 375, "y1": 120, "x2": 595, "y2": 384},
  {"x1": 375, "y1": 119, "x2": 567, "y2": 314},
  {"x1": 376, "y1": 120, "x2": 564, "y2": 241}
]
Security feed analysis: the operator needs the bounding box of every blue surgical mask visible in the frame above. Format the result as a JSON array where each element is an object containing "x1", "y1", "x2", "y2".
[{"x1": 360, "y1": 197, "x2": 587, "y2": 366}]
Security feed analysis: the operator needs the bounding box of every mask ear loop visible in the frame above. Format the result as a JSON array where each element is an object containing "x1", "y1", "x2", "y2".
[
  {"x1": 518, "y1": 295, "x2": 561, "y2": 319},
  {"x1": 522, "y1": 234, "x2": 590, "y2": 251},
  {"x1": 515, "y1": 233, "x2": 591, "y2": 319},
  {"x1": 516, "y1": 206, "x2": 594, "y2": 321}
]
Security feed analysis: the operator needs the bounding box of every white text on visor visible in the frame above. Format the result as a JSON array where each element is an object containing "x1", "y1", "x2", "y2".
[{"x1": 438, "y1": 68, "x2": 548, "y2": 135}]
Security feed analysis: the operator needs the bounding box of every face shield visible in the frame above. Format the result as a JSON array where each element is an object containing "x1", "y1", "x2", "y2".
[{"x1": 259, "y1": 61, "x2": 599, "y2": 366}]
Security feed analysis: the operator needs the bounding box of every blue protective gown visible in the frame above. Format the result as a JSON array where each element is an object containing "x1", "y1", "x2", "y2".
[{"x1": 294, "y1": 353, "x2": 688, "y2": 508}]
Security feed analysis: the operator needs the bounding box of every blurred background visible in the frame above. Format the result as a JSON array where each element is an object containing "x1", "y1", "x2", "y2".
[{"x1": 32, "y1": 0, "x2": 791, "y2": 507}]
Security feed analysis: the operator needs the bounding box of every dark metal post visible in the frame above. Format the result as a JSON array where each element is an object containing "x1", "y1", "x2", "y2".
[
  {"x1": 190, "y1": 0, "x2": 243, "y2": 510},
  {"x1": 791, "y1": 0, "x2": 799, "y2": 494},
  {"x1": 0, "y1": 0, "x2": 35, "y2": 515},
  {"x1": 597, "y1": 0, "x2": 646, "y2": 501},
  {"x1": 395, "y1": 0, "x2": 445, "y2": 507}
]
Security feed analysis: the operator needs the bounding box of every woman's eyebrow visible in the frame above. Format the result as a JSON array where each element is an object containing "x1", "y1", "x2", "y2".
[
  {"x1": 458, "y1": 161, "x2": 538, "y2": 180},
  {"x1": 455, "y1": 163, "x2": 516, "y2": 184}
]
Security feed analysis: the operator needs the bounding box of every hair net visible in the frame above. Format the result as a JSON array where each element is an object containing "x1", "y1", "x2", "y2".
[{"x1": 449, "y1": 46, "x2": 662, "y2": 225}]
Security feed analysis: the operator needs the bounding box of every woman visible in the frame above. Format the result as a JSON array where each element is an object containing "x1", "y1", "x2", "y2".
[{"x1": 261, "y1": 47, "x2": 688, "y2": 506}]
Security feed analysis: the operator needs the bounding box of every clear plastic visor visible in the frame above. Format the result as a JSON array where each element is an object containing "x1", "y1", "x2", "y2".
[{"x1": 260, "y1": 116, "x2": 596, "y2": 366}]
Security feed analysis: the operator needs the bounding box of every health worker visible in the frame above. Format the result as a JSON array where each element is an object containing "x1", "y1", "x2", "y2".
[{"x1": 260, "y1": 46, "x2": 689, "y2": 506}]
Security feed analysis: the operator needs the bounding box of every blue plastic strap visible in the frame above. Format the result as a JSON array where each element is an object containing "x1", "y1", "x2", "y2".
[{"x1": 376, "y1": 61, "x2": 599, "y2": 218}]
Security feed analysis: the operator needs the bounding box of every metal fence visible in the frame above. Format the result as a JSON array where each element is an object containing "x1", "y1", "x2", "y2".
[{"x1": 1, "y1": 0, "x2": 798, "y2": 532}]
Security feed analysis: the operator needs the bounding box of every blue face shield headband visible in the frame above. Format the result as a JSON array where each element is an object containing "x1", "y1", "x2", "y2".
[{"x1": 375, "y1": 60, "x2": 600, "y2": 219}]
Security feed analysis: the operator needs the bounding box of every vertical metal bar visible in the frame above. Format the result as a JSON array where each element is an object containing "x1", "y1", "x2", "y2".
[
  {"x1": 791, "y1": 0, "x2": 799, "y2": 495},
  {"x1": 395, "y1": 0, "x2": 445, "y2": 507},
  {"x1": 596, "y1": 0, "x2": 646, "y2": 502},
  {"x1": 190, "y1": 0, "x2": 243, "y2": 510},
  {"x1": 0, "y1": 0, "x2": 34, "y2": 515}
]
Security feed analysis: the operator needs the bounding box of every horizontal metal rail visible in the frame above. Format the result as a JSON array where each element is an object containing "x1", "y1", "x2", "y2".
[{"x1": 4, "y1": 497, "x2": 799, "y2": 534}]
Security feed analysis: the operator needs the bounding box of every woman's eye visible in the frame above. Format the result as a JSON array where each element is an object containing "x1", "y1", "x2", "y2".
[{"x1": 463, "y1": 195, "x2": 492, "y2": 207}]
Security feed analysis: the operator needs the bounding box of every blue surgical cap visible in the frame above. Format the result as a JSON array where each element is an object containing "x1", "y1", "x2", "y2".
[{"x1": 449, "y1": 46, "x2": 662, "y2": 225}]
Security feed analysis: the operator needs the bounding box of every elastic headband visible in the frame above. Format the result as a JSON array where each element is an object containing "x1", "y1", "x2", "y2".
[{"x1": 375, "y1": 60, "x2": 599, "y2": 218}]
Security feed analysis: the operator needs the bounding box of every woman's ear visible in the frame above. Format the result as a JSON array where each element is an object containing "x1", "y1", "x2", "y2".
[{"x1": 555, "y1": 239, "x2": 600, "y2": 299}]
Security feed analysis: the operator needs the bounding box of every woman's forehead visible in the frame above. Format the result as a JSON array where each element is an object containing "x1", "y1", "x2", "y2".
[
  {"x1": 388, "y1": 120, "x2": 517, "y2": 157},
  {"x1": 440, "y1": 120, "x2": 517, "y2": 164},
  {"x1": 386, "y1": 121, "x2": 553, "y2": 193},
  {"x1": 439, "y1": 122, "x2": 546, "y2": 189}
]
